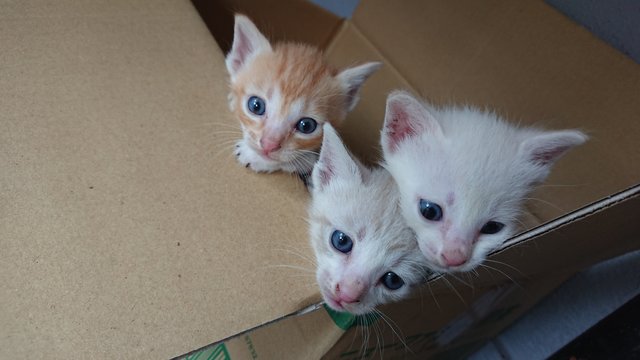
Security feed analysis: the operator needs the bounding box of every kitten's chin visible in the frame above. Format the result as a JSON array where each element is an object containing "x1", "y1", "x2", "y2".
[
  {"x1": 321, "y1": 290, "x2": 372, "y2": 315},
  {"x1": 323, "y1": 296, "x2": 346, "y2": 312},
  {"x1": 422, "y1": 256, "x2": 480, "y2": 274}
]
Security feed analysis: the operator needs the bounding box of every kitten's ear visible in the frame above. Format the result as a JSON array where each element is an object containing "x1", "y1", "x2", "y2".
[
  {"x1": 381, "y1": 91, "x2": 442, "y2": 155},
  {"x1": 336, "y1": 62, "x2": 382, "y2": 112},
  {"x1": 225, "y1": 14, "x2": 272, "y2": 80},
  {"x1": 312, "y1": 124, "x2": 363, "y2": 191},
  {"x1": 519, "y1": 130, "x2": 588, "y2": 168}
]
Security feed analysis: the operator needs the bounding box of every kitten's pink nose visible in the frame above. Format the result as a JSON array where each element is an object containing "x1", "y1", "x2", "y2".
[
  {"x1": 441, "y1": 248, "x2": 469, "y2": 267},
  {"x1": 335, "y1": 280, "x2": 366, "y2": 304},
  {"x1": 260, "y1": 138, "x2": 281, "y2": 155}
]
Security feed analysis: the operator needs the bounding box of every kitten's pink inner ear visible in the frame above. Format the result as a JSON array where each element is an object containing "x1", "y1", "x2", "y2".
[
  {"x1": 313, "y1": 132, "x2": 336, "y2": 189},
  {"x1": 313, "y1": 124, "x2": 359, "y2": 189},
  {"x1": 229, "y1": 29, "x2": 251, "y2": 74},
  {"x1": 337, "y1": 62, "x2": 381, "y2": 112},
  {"x1": 522, "y1": 131, "x2": 588, "y2": 166},
  {"x1": 530, "y1": 145, "x2": 572, "y2": 165},
  {"x1": 383, "y1": 100, "x2": 421, "y2": 153},
  {"x1": 226, "y1": 16, "x2": 271, "y2": 77},
  {"x1": 318, "y1": 163, "x2": 334, "y2": 188}
]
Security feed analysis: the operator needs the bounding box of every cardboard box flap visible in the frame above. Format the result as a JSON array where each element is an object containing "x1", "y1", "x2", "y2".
[
  {"x1": 485, "y1": 185, "x2": 640, "y2": 285},
  {"x1": 0, "y1": 1, "x2": 318, "y2": 358},
  {"x1": 193, "y1": 0, "x2": 343, "y2": 54},
  {"x1": 349, "y1": 0, "x2": 640, "y2": 223}
]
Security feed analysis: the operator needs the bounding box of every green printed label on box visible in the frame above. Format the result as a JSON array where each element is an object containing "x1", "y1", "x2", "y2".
[
  {"x1": 184, "y1": 343, "x2": 230, "y2": 360},
  {"x1": 324, "y1": 304, "x2": 380, "y2": 330}
]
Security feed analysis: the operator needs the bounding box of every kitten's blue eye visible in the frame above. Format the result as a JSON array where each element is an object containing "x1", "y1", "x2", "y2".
[
  {"x1": 381, "y1": 272, "x2": 404, "y2": 290},
  {"x1": 295, "y1": 117, "x2": 317, "y2": 134},
  {"x1": 331, "y1": 230, "x2": 352, "y2": 254},
  {"x1": 480, "y1": 221, "x2": 504, "y2": 234},
  {"x1": 419, "y1": 199, "x2": 443, "y2": 221},
  {"x1": 247, "y1": 96, "x2": 265, "y2": 116}
]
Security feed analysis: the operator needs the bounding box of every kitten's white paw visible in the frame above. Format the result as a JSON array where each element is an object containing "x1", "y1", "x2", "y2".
[{"x1": 234, "y1": 140, "x2": 281, "y2": 173}]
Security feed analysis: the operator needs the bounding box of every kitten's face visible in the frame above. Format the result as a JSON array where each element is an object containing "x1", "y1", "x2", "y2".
[
  {"x1": 309, "y1": 124, "x2": 425, "y2": 315},
  {"x1": 225, "y1": 15, "x2": 380, "y2": 171},
  {"x1": 381, "y1": 91, "x2": 587, "y2": 273},
  {"x1": 230, "y1": 45, "x2": 346, "y2": 165}
]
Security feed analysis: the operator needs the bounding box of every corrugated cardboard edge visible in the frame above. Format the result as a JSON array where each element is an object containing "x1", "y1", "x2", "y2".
[
  {"x1": 174, "y1": 303, "x2": 326, "y2": 360},
  {"x1": 498, "y1": 184, "x2": 640, "y2": 252}
]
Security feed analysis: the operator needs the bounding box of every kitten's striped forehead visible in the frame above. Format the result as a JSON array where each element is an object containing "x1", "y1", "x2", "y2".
[
  {"x1": 273, "y1": 44, "x2": 336, "y2": 103},
  {"x1": 231, "y1": 43, "x2": 345, "y2": 123}
]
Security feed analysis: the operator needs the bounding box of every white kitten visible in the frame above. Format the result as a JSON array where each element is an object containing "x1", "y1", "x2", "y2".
[
  {"x1": 308, "y1": 124, "x2": 426, "y2": 315},
  {"x1": 380, "y1": 91, "x2": 587, "y2": 273}
]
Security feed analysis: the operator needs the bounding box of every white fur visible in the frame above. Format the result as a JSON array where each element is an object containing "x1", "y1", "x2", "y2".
[
  {"x1": 308, "y1": 124, "x2": 427, "y2": 315},
  {"x1": 381, "y1": 91, "x2": 587, "y2": 273}
]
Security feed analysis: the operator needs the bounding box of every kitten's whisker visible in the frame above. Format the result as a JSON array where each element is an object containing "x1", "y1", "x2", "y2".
[
  {"x1": 448, "y1": 273, "x2": 474, "y2": 290},
  {"x1": 358, "y1": 316, "x2": 366, "y2": 359},
  {"x1": 208, "y1": 139, "x2": 240, "y2": 151},
  {"x1": 210, "y1": 139, "x2": 243, "y2": 149},
  {"x1": 479, "y1": 263, "x2": 522, "y2": 289},
  {"x1": 273, "y1": 247, "x2": 317, "y2": 267},
  {"x1": 374, "y1": 309, "x2": 413, "y2": 355},
  {"x1": 521, "y1": 197, "x2": 565, "y2": 213},
  {"x1": 484, "y1": 258, "x2": 527, "y2": 279},
  {"x1": 370, "y1": 313, "x2": 384, "y2": 360},
  {"x1": 207, "y1": 129, "x2": 242, "y2": 134},
  {"x1": 348, "y1": 316, "x2": 360, "y2": 356},
  {"x1": 210, "y1": 143, "x2": 238, "y2": 161},
  {"x1": 264, "y1": 264, "x2": 315, "y2": 273},
  {"x1": 205, "y1": 137, "x2": 240, "y2": 146},
  {"x1": 360, "y1": 316, "x2": 369, "y2": 359},
  {"x1": 296, "y1": 149, "x2": 320, "y2": 156},
  {"x1": 416, "y1": 281, "x2": 426, "y2": 313},
  {"x1": 536, "y1": 182, "x2": 586, "y2": 189},
  {"x1": 201, "y1": 121, "x2": 242, "y2": 130},
  {"x1": 439, "y1": 276, "x2": 466, "y2": 305},
  {"x1": 208, "y1": 133, "x2": 243, "y2": 140},
  {"x1": 512, "y1": 217, "x2": 529, "y2": 230},
  {"x1": 463, "y1": 272, "x2": 476, "y2": 296},
  {"x1": 424, "y1": 280, "x2": 442, "y2": 311}
]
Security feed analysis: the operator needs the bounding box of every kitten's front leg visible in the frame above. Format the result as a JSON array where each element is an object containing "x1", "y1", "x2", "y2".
[{"x1": 234, "y1": 139, "x2": 282, "y2": 173}]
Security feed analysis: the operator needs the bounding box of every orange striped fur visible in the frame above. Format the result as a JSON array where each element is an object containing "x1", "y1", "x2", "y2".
[{"x1": 225, "y1": 14, "x2": 380, "y2": 174}]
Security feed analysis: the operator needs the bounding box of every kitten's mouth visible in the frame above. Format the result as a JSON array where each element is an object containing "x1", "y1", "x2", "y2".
[
  {"x1": 321, "y1": 288, "x2": 348, "y2": 312},
  {"x1": 428, "y1": 259, "x2": 474, "y2": 273},
  {"x1": 249, "y1": 143, "x2": 280, "y2": 161},
  {"x1": 324, "y1": 296, "x2": 344, "y2": 311}
]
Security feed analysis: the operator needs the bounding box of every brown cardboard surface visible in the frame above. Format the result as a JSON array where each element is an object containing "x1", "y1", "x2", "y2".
[
  {"x1": 4, "y1": 0, "x2": 640, "y2": 358},
  {"x1": 324, "y1": 22, "x2": 415, "y2": 164},
  {"x1": 350, "y1": 0, "x2": 640, "y2": 222},
  {"x1": 223, "y1": 306, "x2": 343, "y2": 359},
  {"x1": 1, "y1": 0, "x2": 317, "y2": 358}
]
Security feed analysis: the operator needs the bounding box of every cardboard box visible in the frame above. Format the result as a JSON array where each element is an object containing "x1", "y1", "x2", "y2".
[{"x1": 2, "y1": 0, "x2": 638, "y2": 359}]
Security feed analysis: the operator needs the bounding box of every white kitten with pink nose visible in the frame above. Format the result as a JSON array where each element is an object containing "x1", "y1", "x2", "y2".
[
  {"x1": 381, "y1": 91, "x2": 587, "y2": 274},
  {"x1": 308, "y1": 124, "x2": 426, "y2": 315}
]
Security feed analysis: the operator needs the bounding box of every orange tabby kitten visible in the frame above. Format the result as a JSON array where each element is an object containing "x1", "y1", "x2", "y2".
[{"x1": 225, "y1": 14, "x2": 380, "y2": 174}]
